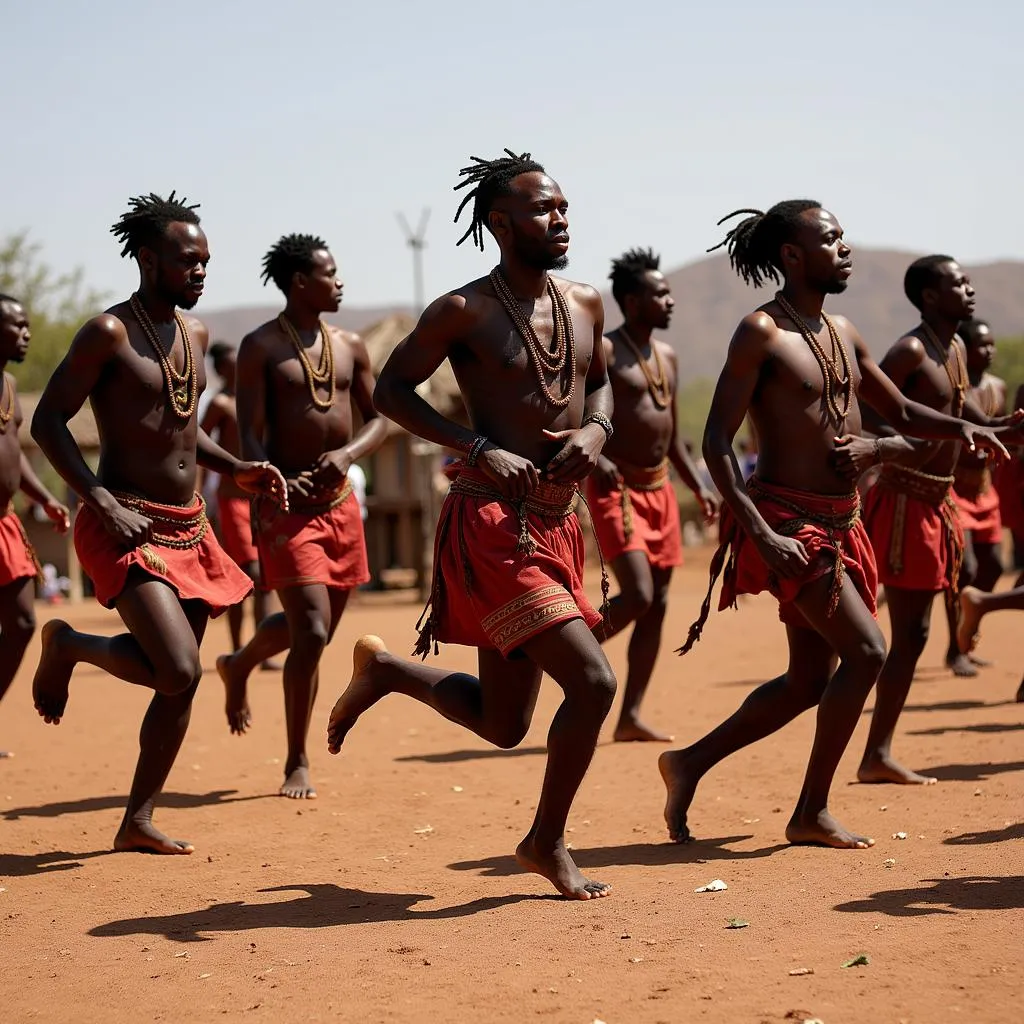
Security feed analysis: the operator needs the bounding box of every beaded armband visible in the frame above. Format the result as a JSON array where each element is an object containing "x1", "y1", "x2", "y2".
[
  {"x1": 466, "y1": 435, "x2": 489, "y2": 467},
  {"x1": 582, "y1": 411, "x2": 614, "y2": 441}
]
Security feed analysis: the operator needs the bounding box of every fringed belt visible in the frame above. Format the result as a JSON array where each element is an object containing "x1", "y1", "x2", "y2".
[
  {"x1": 111, "y1": 491, "x2": 209, "y2": 575},
  {"x1": 2, "y1": 501, "x2": 43, "y2": 582},
  {"x1": 414, "y1": 471, "x2": 609, "y2": 658},
  {"x1": 615, "y1": 459, "x2": 670, "y2": 542}
]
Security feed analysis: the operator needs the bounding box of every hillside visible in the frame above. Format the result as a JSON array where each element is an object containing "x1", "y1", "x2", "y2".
[{"x1": 199, "y1": 251, "x2": 1024, "y2": 384}]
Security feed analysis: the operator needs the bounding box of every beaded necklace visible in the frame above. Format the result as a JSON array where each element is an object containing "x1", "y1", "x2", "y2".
[
  {"x1": 775, "y1": 292, "x2": 853, "y2": 427},
  {"x1": 619, "y1": 326, "x2": 671, "y2": 409},
  {"x1": 130, "y1": 293, "x2": 197, "y2": 422},
  {"x1": 489, "y1": 268, "x2": 576, "y2": 409},
  {"x1": 278, "y1": 314, "x2": 335, "y2": 412},
  {"x1": 920, "y1": 322, "x2": 967, "y2": 416},
  {"x1": 0, "y1": 374, "x2": 13, "y2": 433}
]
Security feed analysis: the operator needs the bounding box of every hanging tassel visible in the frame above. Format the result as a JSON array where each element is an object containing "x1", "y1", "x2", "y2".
[{"x1": 138, "y1": 544, "x2": 168, "y2": 575}]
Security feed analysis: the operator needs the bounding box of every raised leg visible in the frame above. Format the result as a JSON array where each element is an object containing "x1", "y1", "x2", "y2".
[
  {"x1": 945, "y1": 533, "x2": 979, "y2": 677},
  {"x1": 858, "y1": 586, "x2": 938, "y2": 785}
]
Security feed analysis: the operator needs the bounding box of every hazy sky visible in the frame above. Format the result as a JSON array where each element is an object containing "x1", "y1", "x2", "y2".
[{"x1": 4, "y1": 1, "x2": 1021, "y2": 314}]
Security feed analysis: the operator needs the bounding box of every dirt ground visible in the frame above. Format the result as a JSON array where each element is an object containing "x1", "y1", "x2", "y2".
[{"x1": 1, "y1": 552, "x2": 1021, "y2": 1024}]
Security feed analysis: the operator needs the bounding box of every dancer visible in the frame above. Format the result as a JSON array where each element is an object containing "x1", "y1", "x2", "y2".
[
  {"x1": 327, "y1": 149, "x2": 618, "y2": 899},
  {"x1": 216, "y1": 234, "x2": 386, "y2": 798},
  {"x1": 30, "y1": 193, "x2": 286, "y2": 853},
  {"x1": 859, "y1": 258, "x2": 1021, "y2": 784},
  {"x1": 586, "y1": 248, "x2": 716, "y2": 741},
  {"x1": 0, "y1": 294, "x2": 69, "y2": 757},
  {"x1": 662, "y1": 202, "x2": 1010, "y2": 848}
]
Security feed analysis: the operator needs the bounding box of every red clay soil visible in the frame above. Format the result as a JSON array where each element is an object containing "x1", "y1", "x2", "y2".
[{"x1": 1, "y1": 553, "x2": 1021, "y2": 1024}]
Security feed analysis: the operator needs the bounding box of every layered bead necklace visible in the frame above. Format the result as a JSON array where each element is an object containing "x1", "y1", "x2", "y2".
[
  {"x1": 278, "y1": 314, "x2": 335, "y2": 412},
  {"x1": 490, "y1": 268, "x2": 576, "y2": 409},
  {"x1": 775, "y1": 292, "x2": 853, "y2": 428},
  {"x1": 619, "y1": 326, "x2": 671, "y2": 409},
  {"x1": 130, "y1": 293, "x2": 197, "y2": 422},
  {"x1": 920, "y1": 322, "x2": 967, "y2": 416}
]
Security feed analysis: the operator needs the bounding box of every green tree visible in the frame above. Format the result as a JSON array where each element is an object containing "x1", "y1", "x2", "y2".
[
  {"x1": 992, "y1": 335, "x2": 1024, "y2": 403},
  {"x1": 0, "y1": 231, "x2": 108, "y2": 391}
]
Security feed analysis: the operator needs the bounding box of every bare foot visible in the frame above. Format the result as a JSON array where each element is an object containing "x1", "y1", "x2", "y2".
[
  {"x1": 217, "y1": 654, "x2": 252, "y2": 735},
  {"x1": 786, "y1": 809, "x2": 874, "y2": 849},
  {"x1": 280, "y1": 764, "x2": 317, "y2": 799},
  {"x1": 614, "y1": 718, "x2": 674, "y2": 743},
  {"x1": 658, "y1": 749, "x2": 700, "y2": 843},
  {"x1": 0, "y1": 750, "x2": 13, "y2": 759},
  {"x1": 858, "y1": 754, "x2": 937, "y2": 786},
  {"x1": 957, "y1": 586, "x2": 985, "y2": 655},
  {"x1": 32, "y1": 619, "x2": 74, "y2": 725},
  {"x1": 327, "y1": 635, "x2": 389, "y2": 755},
  {"x1": 114, "y1": 819, "x2": 194, "y2": 855},
  {"x1": 515, "y1": 835, "x2": 611, "y2": 900},
  {"x1": 259, "y1": 659, "x2": 283, "y2": 672},
  {"x1": 945, "y1": 652, "x2": 979, "y2": 678}
]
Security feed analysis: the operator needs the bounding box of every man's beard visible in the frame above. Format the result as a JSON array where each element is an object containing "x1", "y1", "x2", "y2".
[
  {"x1": 821, "y1": 278, "x2": 849, "y2": 296},
  {"x1": 514, "y1": 235, "x2": 569, "y2": 272}
]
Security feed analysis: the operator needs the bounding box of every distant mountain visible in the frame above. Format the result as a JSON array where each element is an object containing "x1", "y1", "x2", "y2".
[{"x1": 198, "y1": 251, "x2": 1023, "y2": 384}]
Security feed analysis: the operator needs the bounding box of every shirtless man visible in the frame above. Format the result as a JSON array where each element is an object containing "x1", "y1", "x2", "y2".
[
  {"x1": 661, "y1": 202, "x2": 1010, "y2": 848},
  {"x1": 943, "y1": 318, "x2": 1007, "y2": 674},
  {"x1": 30, "y1": 193, "x2": 286, "y2": 853},
  {"x1": 201, "y1": 342, "x2": 279, "y2": 661},
  {"x1": 0, "y1": 294, "x2": 69, "y2": 756},
  {"x1": 859, "y1": 258, "x2": 1021, "y2": 785},
  {"x1": 586, "y1": 248, "x2": 717, "y2": 742},
  {"x1": 326, "y1": 150, "x2": 617, "y2": 899},
  {"x1": 215, "y1": 234, "x2": 386, "y2": 799}
]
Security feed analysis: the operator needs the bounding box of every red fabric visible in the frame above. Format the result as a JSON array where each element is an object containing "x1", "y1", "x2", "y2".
[
  {"x1": 256, "y1": 488, "x2": 369, "y2": 592},
  {"x1": 994, "y1": 457, "x2": 1024, "y2": 533},
  {"x1": 216, "y1": 494, "x2": 258, "y2": 567},
  {"x1": 426, "y1": 467, "x2": 601, "y2": 657},
  {"x1": 585, "y1": 474, "x2": 683, "y2": 569},
  {"x1": 863, "y1": 484, "x2": 963, "y2": 592},
  {"x1": 718, "y1": 479, "x2": 877, "y2": 627},
  {"x1": 75, "y1": 495, "x2": 252, "y2": 616},
  {"x1": 953, "y1": 482, "x2": 1002, "y2": 545},
  {"x1": 0, "y1": 509, "x2": 39, "y2": 588}
]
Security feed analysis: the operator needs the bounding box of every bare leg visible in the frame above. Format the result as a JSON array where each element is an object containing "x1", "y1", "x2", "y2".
[
  {"x1": 226, "y1": 599, "x2": 244, "y2": 653},
  {"x1": 662, "y1": 575, "x2": 884, "y2": 848},
  {"x1": 253, "y1": 579, "x2": 283, "y2": 670},
  {"x1": 958, "y1": 584, "x2": 1024, "y2": 653},
  {"x1": 0, "y1": 577, "x2": 36, "y2": 756},
  {"x1": 858, "y1": 586, "x2": 938, "y2": 785},
  {"x1": 328, "y1": 618, "x2": 616, "y2": 899},
  {"x1": 216, "y1": 609, "x2": 291, "y2": 734},
  {"x1": 945, "y1": 534, "x2": 978, "y2": 677},
  {"x1": 597, "y1": 550, "x2": 654, "y2": 643}
]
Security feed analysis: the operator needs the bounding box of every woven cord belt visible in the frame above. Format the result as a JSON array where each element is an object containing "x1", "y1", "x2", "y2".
[
  {"x1": 112, "y1": 491, "x2": 209, "y2": 576},
  {"x1": 288, "y1": 478, "x2": 353, "y2": 517},
  {"x1": 414, "y1": 476, "x2": 610, "y2": 659},
  {"x1": 2, "y1": 501, "x2": 43, "y2": 583},
  {"x1": 616, "y1": 460, "x2": 670, "y2": 542},
  {"x1": 676, "y1": 482, "x2": 860, "y2": 656}
]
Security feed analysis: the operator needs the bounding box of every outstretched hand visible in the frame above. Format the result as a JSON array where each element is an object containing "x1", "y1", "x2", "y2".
[
  {"x1": 542, "y1": 423, "x2": 606, "y2": 483},
  {"x1": 831, "y1": 434, "x2": 878, "y2": 480},
  {"x1": 234, "y1": 460, "x2": 289, "y2": 511},
  {"x1": 961, "y1": 425, "x2": 1009, "y2": 461},
  {"x1": 43, "y1": 499, "x2": 71, "y2": 534}
]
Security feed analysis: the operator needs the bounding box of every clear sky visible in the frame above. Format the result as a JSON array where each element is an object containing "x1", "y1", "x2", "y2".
[{"x1": 4, "y1": 1, "x2": 1020, "y2": 312}]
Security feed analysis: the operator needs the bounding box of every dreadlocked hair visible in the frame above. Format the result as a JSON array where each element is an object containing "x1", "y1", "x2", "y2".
[
  {"x1": 609, "y1": 247, "x2": 661, "y2": 311},
  {"x1": 260, "y1": 233, "x2": 329, "y2": 294},
  {"x1": 110, "y1": 192, "x2": 201, "y2": 259},
  {"x1": 453, "y1": 148, "x2": 545, "y2": 250},
  {"x1": 707, "y1": 200, "x2": 821, "y2": 288},
  {"x1": 903, "y1": 254, "x2": 956, "y2": 311}
]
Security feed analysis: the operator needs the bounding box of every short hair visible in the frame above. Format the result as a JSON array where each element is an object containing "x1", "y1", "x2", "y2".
[
  {"x1": 261, "y1": 233, "x2": 329, "y2": 294},
  {"x1": 0, "y1": 292, "x2": 21, "y2": 310},
  {"x1": 609, "y1": 248, "x2": 661, "y2": 312},
  {"x1": 958, "y1": 317, "x2": 991, "y2": 346},
  {"x1": 208, "y1": 341, "x2": 234, "y2": 367},
  {"x1": 708, "y1": 200, "x2": 822, "y2": 288},
  {"x1": 903, "y1": 254, "x2": 956, "y2": 310},
  {"x1": 110, "y1": 192, "x2": 201, "y2": 259},
  {"x1": 453, "y1": 148, "x2": 546, "y2": 251}
]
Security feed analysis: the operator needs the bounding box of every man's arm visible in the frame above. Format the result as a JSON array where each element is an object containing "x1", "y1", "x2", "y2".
[
  {"x1": 18, "y1": 453, "x2": 70, "y2": 532},
  {"x1": 664, "y1": 347, "x2": 718, "y2": 520},
  {"x1": 375, "y1": 292, "x2": 538, "y2": 499},
  {"x1": 703, "y1": 313, "x2": 808, "y2": 578},
  {"x1": 235, "y1": 331, "x2": 271, "y2": 464}
]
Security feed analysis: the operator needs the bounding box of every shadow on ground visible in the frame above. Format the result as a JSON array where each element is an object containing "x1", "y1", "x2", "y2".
[
  {"x1": 943, "y1": 822, "x2": 1024, "y2": 845},
  {"x1": 0, "y1": 849, "x2": 111, "y2": 877},
  {"x1": 395, "y1": 746, "x2": 546, "y2": 764},
  {"x1": 923, "y1": 760, "x2": 1024, "y2": 782},
  {"x1": 88, "y1": 883, "x2": 554, "y2": 941},
  {"x1": 447, "y1": 833, "x2": 789, "y2": 877},
  {"x1": 834, "y1": 875, "x2": 1024, "y2": 916},
  {"x1": 908, "y1": 722, "x2": 1024, "y2": 737},
  {"x1": 3, "y1": 790, "x2": 270, "y2": 821}
]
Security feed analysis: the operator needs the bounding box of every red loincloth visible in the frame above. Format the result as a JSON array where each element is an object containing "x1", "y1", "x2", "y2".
[
  {"x1": 952, "y1": 465, "x2": 1002, "y2": 545},
  {"x1": 994, "y1": 456, "x2": 1024, "y2": 534},
  {"x1": 75, "y1": 492, "x2": 252, "y2": 615},
  {"x1": 679, "y1": 477, "x2": 877, "y2": 652},
  {"x1": 863, "y1": 464, "x2": 964, "y2": 593},
  {"x1": 585, "y1": 459, "x2": 683, "y2": 569},
  {"x1": 216, "y1": 494, "x2": 258, "y2": 567},
  {"x1": 255, "y1": 479, "x2": 369, "y2": 592},
  {"x1": 0, "y1": 503, "x2": 42, "y2": 589},
  {"x1": 415, "y1": 465, "x2": 604, "y2": 658}
]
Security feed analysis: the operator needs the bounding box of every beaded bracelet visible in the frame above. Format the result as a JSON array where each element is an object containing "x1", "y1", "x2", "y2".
[
  {"x1": 583, "y1": 411, "x2": 614, "y2": 441},
  {"x1": 873, "y1": 438, "x2": 884, "y2": 465},
  {"x1": 466, "y1": 435, "x2": 488, "y2": 467}
]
